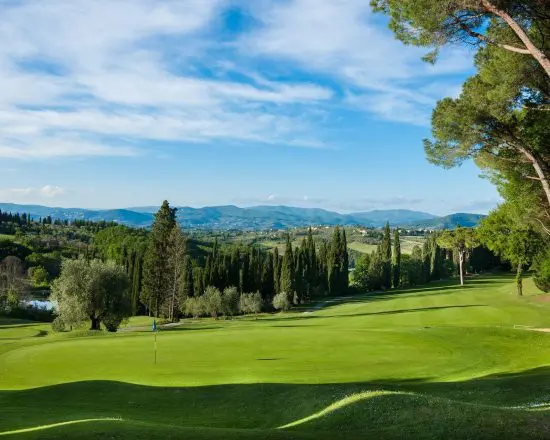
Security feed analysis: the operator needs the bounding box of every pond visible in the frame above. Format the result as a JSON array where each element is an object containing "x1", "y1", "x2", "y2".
[{"x1": 24, "y1": 299, "x2": 55, "y2": 310}]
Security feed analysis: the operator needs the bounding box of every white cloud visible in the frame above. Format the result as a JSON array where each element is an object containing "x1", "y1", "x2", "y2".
[
  {"x1": 240, "y1": 0, "x2": 473, "y2": 124},
  {"x1": 0, "y1": 0, "x2": 474, "y2": 159},
  {"x1": 0, "y1": 185, "x2": 65, "y2": 201},
  {"x1": 0, "y1": 0, "x2": 335, "y2": 159}
]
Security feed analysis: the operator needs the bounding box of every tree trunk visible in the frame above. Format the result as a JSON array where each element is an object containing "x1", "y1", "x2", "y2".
[
  {"x1": 517, "y1": 145, "x2": 550, "y2": 208},
  {"x1": 459, "y1": 251, "x2": 465, "y2": 286},
  {"x1": 481, "y1": 0, "x2": 550, "y2": 78},
  {"x1": 90, "y1": 316, "x2": 101, "y2": 331},
  {"x1": 516, "y1": 262, "x2": 523, "y2": 296}
]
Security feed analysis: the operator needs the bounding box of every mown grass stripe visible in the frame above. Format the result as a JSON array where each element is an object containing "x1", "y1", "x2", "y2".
[{"x1": 0, "y1": 418, "x2": 123, "y2": 436}]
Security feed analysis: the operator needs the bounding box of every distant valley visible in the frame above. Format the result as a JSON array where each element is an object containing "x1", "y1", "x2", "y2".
[{"x1": 0, "y1": 203, "x2": 486, "y2": 230}]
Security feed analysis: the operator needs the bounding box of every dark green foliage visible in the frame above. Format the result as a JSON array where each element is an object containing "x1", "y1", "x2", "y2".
[
  {"x1": 392, "y1": 229, "x2": 401, "y2": 288},
  {"x1": 280, "y1": 235, "x2": 295, "y2": 300},
  {"x1": 141, "y1": 201, "x2": 177, "y2": 316},
  {"x1": 533, "y1": 249, "x2": 550, "y2": 292},
  {"x1": 180, "y1": 256, "x2": 194, "y2": 300},
  {"x1": 380, "y1": 223, "x2": 392, "y2": 289}
]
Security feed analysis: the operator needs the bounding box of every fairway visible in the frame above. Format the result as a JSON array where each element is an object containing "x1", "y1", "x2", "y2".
[{"x1": 2, "y1": 274, "x2": 550, "y2": 439}]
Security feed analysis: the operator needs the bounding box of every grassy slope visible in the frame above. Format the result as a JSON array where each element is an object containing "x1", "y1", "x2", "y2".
[{"x1": 1, "y1": 275, "x2": 550, "y2": 439}]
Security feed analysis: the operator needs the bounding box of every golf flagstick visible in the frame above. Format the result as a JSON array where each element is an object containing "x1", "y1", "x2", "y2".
[{"x1": 152, "y1": 319, "x2": 157, "y2": 365}]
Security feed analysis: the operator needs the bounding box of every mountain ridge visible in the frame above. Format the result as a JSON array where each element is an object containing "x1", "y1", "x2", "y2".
[{"x1": 0, "y1": 203, "x2": 485, "y2": 229}]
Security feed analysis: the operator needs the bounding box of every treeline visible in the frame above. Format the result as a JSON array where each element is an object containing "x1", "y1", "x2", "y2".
[
  {"x1": 93, "y1": 201, "x2": 349, "y2": 320},
  {"x1": 353, "y1": 225, "x2": 501, "y2": 291},
  {"x1": 0, "y1": 209, "x2": 119, "y2": 235}
]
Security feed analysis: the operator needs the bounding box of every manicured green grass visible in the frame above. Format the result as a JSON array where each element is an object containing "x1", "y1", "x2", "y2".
[
  {"x1": 1, "y1": 275, "x2": 550, "y2": 439},
  {"x1": 347, "y1": 241, "x2": 378, "y2": 254}
]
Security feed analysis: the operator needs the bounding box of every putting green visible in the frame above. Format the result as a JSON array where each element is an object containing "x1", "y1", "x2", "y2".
[{"x1": 1, "y1": 274, "x2": 550, "y2": 439}]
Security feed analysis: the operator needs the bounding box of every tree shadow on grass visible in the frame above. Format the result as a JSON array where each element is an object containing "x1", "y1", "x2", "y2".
[
  {"x1": 264, "y1": 304, "x2": 488, "y2": 323},
  {"x1": 1, "y1": 366, "x2": 550, "y2": 439}
]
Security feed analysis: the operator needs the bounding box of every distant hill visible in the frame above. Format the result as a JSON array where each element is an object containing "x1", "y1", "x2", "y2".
[
  {"x1": 0, "y1": 203, "x2": 484, "y2": 230},
  {"x1": 404, "y1": 213, "x2": 486, "y2": 229}
]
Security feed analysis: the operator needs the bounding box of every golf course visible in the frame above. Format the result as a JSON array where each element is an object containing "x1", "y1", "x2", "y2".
[{"x1": 2, "y1": 274, "x2": 549, "y2": 439}]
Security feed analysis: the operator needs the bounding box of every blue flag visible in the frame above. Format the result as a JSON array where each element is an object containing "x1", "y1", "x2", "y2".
[{"x1": 152, "y1": 320, "x2": 157, "y2": 332}]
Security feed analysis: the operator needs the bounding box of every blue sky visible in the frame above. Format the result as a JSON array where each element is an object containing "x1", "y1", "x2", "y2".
[{"x1": 0, "y1": 0, "x2": 501, "y2": 215}]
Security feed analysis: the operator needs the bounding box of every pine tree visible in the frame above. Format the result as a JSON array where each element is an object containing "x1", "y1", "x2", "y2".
[
  {"x1": 392, "y1": 228, "x2": 401, "y2": 288},
  {"x1": 141, "y1": 200, "x2": 177, "y2": 317}
]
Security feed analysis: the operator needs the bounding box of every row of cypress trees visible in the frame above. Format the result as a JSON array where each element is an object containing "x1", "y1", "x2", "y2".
[{"x1": 138, "y1": 201, "x2": 349, "y2": 318}]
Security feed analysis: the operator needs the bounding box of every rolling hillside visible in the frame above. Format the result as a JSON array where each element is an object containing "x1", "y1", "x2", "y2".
[{"x1": 0, "y1": 203, "x2": 484, "y2": 230}]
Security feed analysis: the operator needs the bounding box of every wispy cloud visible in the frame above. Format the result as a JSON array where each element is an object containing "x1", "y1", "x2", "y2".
[
  {"x1": 0, "y1": 185, "x2": 65, "y2": 201},
  {"x1": 0, "y1": 0, "x2": 473, "y2": 159}
]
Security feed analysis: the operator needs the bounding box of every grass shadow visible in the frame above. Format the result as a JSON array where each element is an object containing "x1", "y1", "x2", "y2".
[{"x1": 2, "y1": 367, "x2": 550, "y2": 439}]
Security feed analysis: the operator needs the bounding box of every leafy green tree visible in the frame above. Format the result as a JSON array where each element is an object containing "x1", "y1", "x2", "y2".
[
  {"x1": 392, "y1": 228, "x2": 401, "y2": 288},
  {"x1": 272, "y1": 291, "x2": 291, "y2": 312},
  {"x1": 181, "y1": 296, "x2": 204, "y2": 318},
  {"x1": 0, "y1": 256, "x2": 28, "y2": 309},
  {"x1": 399, "y1": 254, "x2": 424, "y2": 287},
  {"x1": 51, "y1": 259, "x2": 130, "y2": 331},
  {"x1": 353, "y1": 253, "x2": 371, "y2": 291},
  {"x1": 141, "y1": 201, "x2": 177, "y2": 317},
  {"x1": 374, "y1": 1, "x2": 550, "y2": 233},
  {"x1": 478, "y1": 204, "x2": 543, "y2": 295},
  {"x1": 438, "y1": 227, "x2": 479, "y2": 286},
  {"x1": 202, "y1": 286, "x2": 223, "y2": 319},
  {"x1": 239, "y1": 291, "x2": 263, "y2": 315},
  {"x1": 532, "y1": 248, "x2": 550, "y2": 292},
  {"x1": 222, "y1": 286, "x2": 240, "y2": 317},
  {"x1": 371, "y1": 0, "x2": 550, "y2": 77},
  {"x1": 28, "y1": 266, "x2": 49, "y2": 288}
]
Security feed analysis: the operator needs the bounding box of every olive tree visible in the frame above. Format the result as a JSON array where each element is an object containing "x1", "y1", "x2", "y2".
[
  {"x1": 202, "y1": 286, "x2": 223, "y2": 319},
  {"x1": 0, "y1": 256, "x2": 28, "y2": 309},
  {"x1": 239, "y1": 292, "x2": 263, "y2": 315},
  {"x1": 222, "y1": 286, "x2": 240, "y2": 317},
  {"x1": 272, "y1": 291, "x2": 291, "y2": 312},
  {"x1": 51, "y1": 259, "x2": 130, "y2": 331}
]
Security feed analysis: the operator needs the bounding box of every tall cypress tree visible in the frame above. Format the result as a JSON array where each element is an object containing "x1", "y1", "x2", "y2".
[
  {"x1": 180, "y1": 255, "x2": 194, "y2": 300},
  {"x1": 328, "y1": 226, "x2": 342, "y2": 295},
  {"x1": 380, "y1": 223, "x2": 392, "y2": 289},
  {"x1": 141, "y1": 200, "x2": 177, "y2": 317},
  {"x1": 341, "y1": 228, "x2": 349, "y2": 293},
  {"x1": 280, "y1": 234, "x2": 295, "y2": 300},
  {"x1": 392, "y1": 228, "x2": 401, "y2": 288},
  {"x1": 273, "y1": 247, "x2": 281, "y2": 294},
  {"x1": 306, "y1": 227, "x2": 317, "y2": 289}
]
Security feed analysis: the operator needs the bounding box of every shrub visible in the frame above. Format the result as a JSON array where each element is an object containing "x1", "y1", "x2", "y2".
[
  {"x1": 222, "y1": 286, "x2": 240, "y2": 317},
  {"x1": 202, "y1": 286, "x2": 223, "y2": 319},
  {"x1": 182, "y1": 297, "x2": 204, "y2": 318},
  {"x1": 240, "y1": 291, "x2": 263, "y2": 315},
  {"x1": 4, "y1": 304, "x2": 55, "y2": 322},
  {"x1": 51, "y1": 317, "x2": 65, "y2": 332},
  {"x1": 533, "y1": 250, "x2": 550, "y2": 292},
  {"x1": 272, "y1": 292, "x2": 291, "y2": 312}
]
